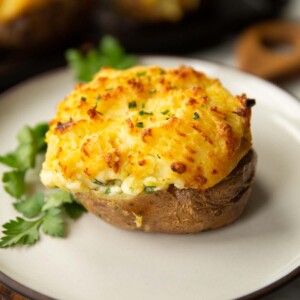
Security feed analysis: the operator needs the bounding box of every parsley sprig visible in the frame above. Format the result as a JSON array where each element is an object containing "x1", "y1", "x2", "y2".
[
  {"x1": 0, "y1": 124, "x2": 86, "y2": 248},
  {"x1": 66, "y1": 35, "x2": 137, "y2": 82}
]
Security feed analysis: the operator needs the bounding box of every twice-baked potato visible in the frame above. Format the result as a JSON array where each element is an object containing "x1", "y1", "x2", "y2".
[
  {"x1": 116, "y1": 0, "x2": 201, "y2": 22},
  {"x1": 41, "y1": 65, "x2": 256, "y2": 233},
  {"x1": 0, "y1": 0, "x2": 91, "y2": 48}
]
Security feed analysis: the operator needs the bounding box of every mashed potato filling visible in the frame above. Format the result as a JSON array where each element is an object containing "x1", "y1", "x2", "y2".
[{"x1": 41, "y1": 65, "x2": 252, "y2": 196}]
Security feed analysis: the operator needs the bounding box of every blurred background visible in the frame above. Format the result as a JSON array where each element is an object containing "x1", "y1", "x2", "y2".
[
  {"x1": 0, "y1": 0, "x2": 299, "y2": 299},
  {"x1": 0, "y1": 0, "x2": 299, "y2": 93}
]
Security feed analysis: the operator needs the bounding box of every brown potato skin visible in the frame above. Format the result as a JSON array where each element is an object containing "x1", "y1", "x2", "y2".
[{"x1": 76, "y1": 150, "x2": 257, "y2": 233}]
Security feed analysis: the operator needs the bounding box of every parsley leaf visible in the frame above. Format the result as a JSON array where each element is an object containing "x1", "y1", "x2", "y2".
[
  {"x1": 0, "y1": 121, "x2": 87, "y2": 248},
  {"x1": 66, "y1": 35, "x2": 137, "y2": 82},
  {"x1": 65, "y1": 201, "x2": 87, "y2": 220},
  {"x1": 2, "y1": 170, "x2": 25, "y2": 199},
  {"x1": 42, "y1": 189, "x2": 72, "y2": 211},
  {"x1": 32, "y1": 123, "x2": 49, "y2": 153},
  {"x1": 42, "y1": 208, "x2": 64, "y2": 237},
  {"x1": 0, "y1": 152, "x2": 19, "y2": 168},
  {"x1": 0, "y1": 217, "x2": 43, "y2": 248},
  {"x1": 14, "y1": 192, "x2": 45, "y2": 218}
]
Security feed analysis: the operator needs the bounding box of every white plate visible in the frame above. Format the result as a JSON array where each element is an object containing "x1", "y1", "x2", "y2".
[{"x1": 0, "y1": 56, "x2": 299, "y2": 300}]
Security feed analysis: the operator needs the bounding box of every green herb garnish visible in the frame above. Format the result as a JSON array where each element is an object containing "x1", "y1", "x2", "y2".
[
  {"x1": 193, "y1": 112, "x2": 200, "y2": 120},
  {"x1": 137, "y1": 71, "x2": 146, "y2": 77},
  {"x1": 81, "y1": 96, "x2": 86, "y2": 102},
  {"x1": 149, "y1": 89, "x2": 157, "y2": 94},
  {"x1": 144, "y1": 186, "x2": 156, "y2": 194},
  {"x1": 139, "y1": 110, "x2": 153, "y2": 116},
  {"x1": 128, "y1": 101, "x2": 137, "y2": 109},
  {"x1": 104, "y1": 188, "x2": 111, "y2": 195},
  {"x1": 161, "y1": 110, "x2": 169, "y2": 115},
  {"x1": 66, "y1": 35, "x2": 137, "y2": 82},
  {"x1": 136, "y1": 122, "x2": 144, "y2": 128},
  {"x1": 159, "y1": 69, "x2": 166, "y2": 75},
  {"x1": 0, "y1": 124, "x2": 86, "y2": 248},
  {"x1": 92, "y1": 179, "x2": 105, "y2": 186}
]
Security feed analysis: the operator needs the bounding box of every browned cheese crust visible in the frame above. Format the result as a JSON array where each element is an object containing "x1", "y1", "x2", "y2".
[{"x1": 76, "y1": 150, "x2": 257, "y2": 233}]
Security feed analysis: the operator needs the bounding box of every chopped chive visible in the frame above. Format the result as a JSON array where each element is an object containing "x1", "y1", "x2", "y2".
[
  {"x1": 128, "y1": 101, "x2": 137, "y2": 109},
  {"x1": 144, "y1": 186, "x2": 156, "y2": 194},
  {"x1": 161, "y1": 109, "x2": 169, "y2": 115},
  {"x1": 193, "y1": 112, "x2": 200, "y2": 120},
  {"x1": 201, "y1": 104, "x2": 206, "y2": 108},
  {"x1": 105, "y1": 88, "x2": 113, "y2": 91},
  {"x1": 141, "y1": 103, "x2": 145, "y2": 109},
  {"x1": 159, "y1": 69, "x2": 166, "y2": 75},
  {"x1": 149, "y1": 89, "x2": 157, "y2": 94},
  {"x1": 104, "y1": 188, "x2": 111, "y2": 194},
  {"x1": 137, "y1": 71, "x2": 146, "y2": 77},
  {"x1": 96, "y1": 95, "x2": 101, "y2": 101},
  {"x1": 139, "y1": 110, "x2": 153, "y2": 116},
  {"x1": 136, "y1": 122, "x2": 144, "y2": 128},
  {"x1": 157, "y1": 154, "x2": 161, "y2": 159},
  {"x1": 92, "y1": 179, "x2": 105, "y2": 186},
  {"x1": 80, "y1": 96, "x2": 86, "y2": 102}
]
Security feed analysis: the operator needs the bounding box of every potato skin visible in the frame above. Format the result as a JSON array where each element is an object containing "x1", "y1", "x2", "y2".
[{"x1": 76, "y1": 150, "x2": 257, "y2": 233}]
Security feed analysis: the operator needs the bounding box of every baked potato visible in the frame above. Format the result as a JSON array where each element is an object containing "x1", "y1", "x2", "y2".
[
  {"x1": 0, "y1": 0, "x2": 91, "y2": 48},
  {"x1": 116, "y1": 0, "x2": 201, "y2": 22},
  {"x1": 41, "y1": 65, "x2": 256, "y2": 233}
]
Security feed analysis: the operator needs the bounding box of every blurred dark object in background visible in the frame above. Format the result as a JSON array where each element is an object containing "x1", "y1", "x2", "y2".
[
  {"x1": 0, "y1": 0, "x2": 289, "y2": 93},
  {"x1": 0, "y1": 0, "x2": 92, "y2": 49},
  {"x1": 95, "y1": 0, "x2": 289, "y2": 53},
  {"x1": 236, "y1": 20, "x2": 300, "y2": 81}
]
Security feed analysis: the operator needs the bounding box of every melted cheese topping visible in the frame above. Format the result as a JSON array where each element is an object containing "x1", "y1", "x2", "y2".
[
  {"x1": 41, "y1": 65, "x2": 252, "y2": 196},
  {"x1": 0, "y1": 0, "x2": 50, "y2": 22}
]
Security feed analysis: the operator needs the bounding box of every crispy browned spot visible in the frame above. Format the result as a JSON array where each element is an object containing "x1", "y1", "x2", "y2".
[
  {"x1": 87, "y1": 107, "x2": 101, "y2": 119},
  {"x1": 104, "y1": 153, "x2": 120, "y2": 173},
  {"x1": 55, "y1": 118, "x2": 73, "y2": 133},
  {"x1": 195, "y1": 175, "x2": 207, "y2": 186},
  {"x1": 141, "y1": 128, "x2": 152, "y2": 142},
  {"x1": 187, "y1": 98, "x2": 198, "y2": 105},
  {"x1": 81, "y1": 138, "x2": 91, "y2": 157},
  {"x1": 183, "y1": 154, "x2": 195, "y2": 163},
  {"x1": 126, "y1": 118, "x2": 134, "y2": 129},
  {"x1": 233, "y1": 108, "x2": 247, "y2": 117},
  {"x1": 84, "y1": 168, "x2": 91, "y2": 177},
  {"x1": 128, "y1": 79, "x2": 144, "y2": 92},
  {"x1": 176, "y1": 130, "x2": 186, "y2": 137},
  {"x1": 138, "y1": 159, "x2": 146, "y2": 166},
  {"x1": 171, "y1": 162, "x2": 186, "y2": 174}
]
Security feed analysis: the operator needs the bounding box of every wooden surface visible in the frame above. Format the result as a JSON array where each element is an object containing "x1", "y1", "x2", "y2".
[{"x1": 0, "y1": 284, "x2": 27, "y2": 300}]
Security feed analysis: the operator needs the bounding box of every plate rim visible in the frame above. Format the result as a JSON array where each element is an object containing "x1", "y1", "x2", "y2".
[{"x1": 0, "y1": 54, "x2": 299, "y2": 300}]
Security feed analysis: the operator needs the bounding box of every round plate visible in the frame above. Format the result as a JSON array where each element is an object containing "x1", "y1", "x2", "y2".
[{"x1": 0, "y1": 56, "x2": 299, "y2": 300}]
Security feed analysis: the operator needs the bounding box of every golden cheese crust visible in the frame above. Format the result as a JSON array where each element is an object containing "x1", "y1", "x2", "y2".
[{"x1": 41, "y1": 65, "x2": 252, "y2": 196}]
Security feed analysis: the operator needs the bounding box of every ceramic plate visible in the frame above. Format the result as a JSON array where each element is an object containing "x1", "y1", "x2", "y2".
[{"x1": 0, "y1": 56, "x2": 299, "y2": 300}]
